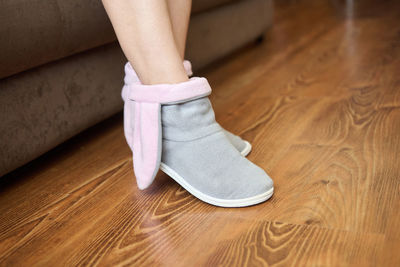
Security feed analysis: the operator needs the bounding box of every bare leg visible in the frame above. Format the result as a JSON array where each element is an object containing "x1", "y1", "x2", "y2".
[
  {"x1": 166, "y1": 0, "x2": 192, "y2": 59},
  {"x1": 101, "y1": 0, "x2": 188, "y2": 84}
]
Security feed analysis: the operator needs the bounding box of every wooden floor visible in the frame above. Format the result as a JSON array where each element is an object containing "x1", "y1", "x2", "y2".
[{"x1": 1, "y1": 0, "x2": 400, "y2": 266}]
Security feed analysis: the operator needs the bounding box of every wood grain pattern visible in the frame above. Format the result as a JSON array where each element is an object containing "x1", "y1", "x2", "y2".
[
  {"x1": 205, "y1": 221, "x2": 385, "y2": 267},
  {"x1": 1, "y1": 0, "x2": 399, "y2": 266}
]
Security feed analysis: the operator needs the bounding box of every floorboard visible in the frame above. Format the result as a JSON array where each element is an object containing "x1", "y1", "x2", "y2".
[{"x1": 1, "y1": 0, "x2": 399, "y2": 266}]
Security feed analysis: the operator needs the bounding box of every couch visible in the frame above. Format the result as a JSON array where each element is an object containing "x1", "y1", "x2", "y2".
[{"x1": 0, "y1": 0, "x2": 273, "y2": 176}]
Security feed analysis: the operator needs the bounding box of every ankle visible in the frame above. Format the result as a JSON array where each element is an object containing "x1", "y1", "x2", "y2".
[
  {"x1": 134, "y1": 60, "x2": 189, "y2": 85},
  {"x1": 142, "y1": 69, "x2": 188, "y2": 85}
]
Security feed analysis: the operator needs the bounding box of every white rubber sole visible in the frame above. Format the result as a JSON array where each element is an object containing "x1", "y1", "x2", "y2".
[
  {"x1": 160, "y1": 162, "x2": 274, "y2": 208},
  {"x1": 241, "y1": 141, "x2": 252, "y2": 157}
]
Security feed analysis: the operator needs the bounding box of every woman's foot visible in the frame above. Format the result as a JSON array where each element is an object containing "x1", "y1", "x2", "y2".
[
  {"x1": 125, "y1": 77, "x2": 273, "y2": 207},
  {"x1": 161, "y1": 96, "x2": 273, "y2": 207}
]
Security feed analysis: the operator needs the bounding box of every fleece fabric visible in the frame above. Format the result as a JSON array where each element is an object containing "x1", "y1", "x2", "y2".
[
  {"x1": 125, "y1": 78, "x2": 212, "y2": 189},
  {"x1": 161, "y1": 96, "x2": 273, "y2": 200}
]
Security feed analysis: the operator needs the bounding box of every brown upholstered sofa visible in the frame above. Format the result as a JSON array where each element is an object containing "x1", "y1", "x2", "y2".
[{"x1": 0, "y1": 0, "x2": 273, "y2": 176}]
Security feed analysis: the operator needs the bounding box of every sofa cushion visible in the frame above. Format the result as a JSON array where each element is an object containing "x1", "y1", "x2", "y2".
[
  {"x1": 0, "y1": 0, "x2": 240, "y2": 80},
  {"x1": 192, "y1": 0, "x2": 239, "y2": 14},
  {"x1": 0, "y1": 0, "x2": 116, "y2": 80}
]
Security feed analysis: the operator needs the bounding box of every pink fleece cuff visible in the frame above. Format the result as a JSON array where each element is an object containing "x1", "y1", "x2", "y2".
[
  {"x1": 183, "y1": 60, "x2": 193, "y2": 76},
  {"x1": 124, "y1": 77, "x2": 212, "y2": 189},
  {"x1": 122, "y1": 60, "x2": 193, "y2": 101}
]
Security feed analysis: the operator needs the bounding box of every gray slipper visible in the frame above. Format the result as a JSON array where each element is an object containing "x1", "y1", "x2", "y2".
[
  {"x1": 124, "y1": 77, "x2": 273, "y2": 207},
  {"x1": 160, "y1": 96, "x2": 273, "y2": 207}
]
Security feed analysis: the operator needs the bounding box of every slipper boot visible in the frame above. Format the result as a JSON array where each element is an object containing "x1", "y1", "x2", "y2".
[{"x1": 124, "y1": 77, "x2": 273, "y2": 207}]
